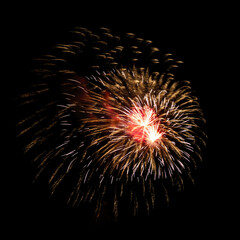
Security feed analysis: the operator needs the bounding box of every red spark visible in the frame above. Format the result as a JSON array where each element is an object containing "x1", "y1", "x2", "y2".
[{"x1": 126, "y1": 105, "x2": 163, "y2": 144}]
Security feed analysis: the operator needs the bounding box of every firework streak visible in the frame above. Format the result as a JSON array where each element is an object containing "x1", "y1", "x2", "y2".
[{"x1": 18, "y1": 27, "x2": 206, "y2": 217}]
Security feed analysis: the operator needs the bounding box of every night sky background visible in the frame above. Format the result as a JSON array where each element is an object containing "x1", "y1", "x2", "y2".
[{"x1": 10, "y1": 2, "x2": 234, "y2": 238}]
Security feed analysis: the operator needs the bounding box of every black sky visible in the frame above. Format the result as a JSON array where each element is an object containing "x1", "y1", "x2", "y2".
[{"x1": 10, "y1": 3, "x2": 232, "y2": 238}]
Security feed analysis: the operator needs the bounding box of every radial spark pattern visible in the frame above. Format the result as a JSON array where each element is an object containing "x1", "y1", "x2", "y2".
[{"x1": 18, "y1": 27, "x2": 206, "y2": 217}]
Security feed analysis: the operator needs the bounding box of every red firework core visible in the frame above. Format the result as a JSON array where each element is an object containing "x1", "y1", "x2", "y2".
[{"x1": 126, "y1": 105, "x2": 163, "y2": 144}]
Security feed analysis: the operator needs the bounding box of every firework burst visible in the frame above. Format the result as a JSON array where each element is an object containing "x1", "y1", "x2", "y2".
[{"x1": 18, "y1": 27, "x2": 206, "y2": 218}]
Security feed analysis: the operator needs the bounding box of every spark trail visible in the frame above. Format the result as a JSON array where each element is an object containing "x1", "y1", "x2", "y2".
[{"x1": 17, "y1": 27, "x2": 206, "y2": 218}]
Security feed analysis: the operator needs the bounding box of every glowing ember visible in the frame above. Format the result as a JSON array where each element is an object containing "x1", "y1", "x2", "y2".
[
  {"x1": 127, "y1": 105, "x2": 162, "y2": 143},
  {"x1": 145, "y1": 124, "x2": 163, "y2": 144}
]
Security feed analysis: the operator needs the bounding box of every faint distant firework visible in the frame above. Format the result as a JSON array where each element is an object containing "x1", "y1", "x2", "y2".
[{"x1": 18, "y1": 27, "x2": 206, "y2": 218}]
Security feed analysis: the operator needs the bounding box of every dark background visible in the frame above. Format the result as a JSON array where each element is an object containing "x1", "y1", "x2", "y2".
[{"x1": 11, "y1": 2, "x2": 232, "y2": 238}]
